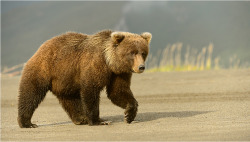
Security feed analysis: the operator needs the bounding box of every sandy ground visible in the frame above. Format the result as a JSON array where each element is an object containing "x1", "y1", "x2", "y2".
[{"x1": 1, "y1": 69, "x2": 250, "y2": 141}]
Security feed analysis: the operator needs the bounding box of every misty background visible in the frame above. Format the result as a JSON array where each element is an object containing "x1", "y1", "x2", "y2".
[{"x1": 1, "y1": 1, "x2": 250, "y2": 70}]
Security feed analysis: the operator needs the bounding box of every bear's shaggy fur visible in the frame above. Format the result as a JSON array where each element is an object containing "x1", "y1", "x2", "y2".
[{"x1": 17, "y1": 30, "x2": 152, "y2": 128}]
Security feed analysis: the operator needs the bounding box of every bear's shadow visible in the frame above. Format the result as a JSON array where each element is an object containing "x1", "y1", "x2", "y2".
[
  {"x1": 39, "y1": 111, "x2": 212, "y2": 127},
  {"x1": 104, "y1": 111, "x2": 212, "y2": 123}
]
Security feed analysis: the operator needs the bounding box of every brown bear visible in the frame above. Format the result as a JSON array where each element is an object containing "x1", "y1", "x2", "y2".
[{"x1": 17, "y1": 30, "x2": 152, "y2": 128}]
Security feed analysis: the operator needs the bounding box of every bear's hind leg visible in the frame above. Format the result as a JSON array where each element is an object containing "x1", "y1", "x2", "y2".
[
  {"x1": 18, "y1": 85, "x2": 47, "y2": 128},
  {"x1": 57, "y1": 95, "x2": 86, "y2": 125}
]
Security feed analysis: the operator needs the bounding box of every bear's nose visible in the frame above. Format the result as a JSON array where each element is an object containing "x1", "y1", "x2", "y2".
[{"x1": 139, "y1": 65, "x2": 145, "y2": 71}]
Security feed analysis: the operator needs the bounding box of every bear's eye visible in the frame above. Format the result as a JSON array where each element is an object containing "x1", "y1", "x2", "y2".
[
  {"x1": 130, "y1": 51, "x2": 138, "y2": 55},
  {"x1": 142, "y1": 52, "x2": 147, "y2": 58},
  {"x1": 113, "y1": 44, "x2": 119, "y2": 47}
]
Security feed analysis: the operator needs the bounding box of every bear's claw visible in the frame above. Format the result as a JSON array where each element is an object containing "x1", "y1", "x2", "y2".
[
  {"x1": 30, "y1": 124, "x2": 38, "y2": 128},
  {"x1": 20, "y1": 123, "x2": 38, "y2": 128},
  {"x1": 124, "y1": 113, "x2": 136, "y2": 123},
  {"x1": 100, "y1": 121, "x2": 112, "y2": 125}
]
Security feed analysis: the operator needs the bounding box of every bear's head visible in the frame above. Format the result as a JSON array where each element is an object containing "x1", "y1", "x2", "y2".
[{"x1": 104, "y1": 31, "x2": 152, "y2": 74}]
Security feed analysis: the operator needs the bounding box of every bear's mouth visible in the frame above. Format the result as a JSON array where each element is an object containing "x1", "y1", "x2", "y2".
[{"x1": 131, "y1": 69, "x2": 144, "y2": 73}]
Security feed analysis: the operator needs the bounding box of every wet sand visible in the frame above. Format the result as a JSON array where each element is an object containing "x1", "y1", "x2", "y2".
[{"x1": 1, "y1": 69, "x2": 250, "y2": 141}]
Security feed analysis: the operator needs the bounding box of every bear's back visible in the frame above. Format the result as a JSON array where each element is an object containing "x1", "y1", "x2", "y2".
[
  {"x1": 22, "y1": 32, "x2": 89, "y2": 87},
  {"x1": 47, "y1": 32, "x2": 88, "y2": 54}
]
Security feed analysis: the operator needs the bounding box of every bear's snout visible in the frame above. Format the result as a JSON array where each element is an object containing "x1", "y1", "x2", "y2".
[
  {"x1": 133, "y1": 64, "x2": 145, "y2": 73},
  {"x1": 132, "y1": 54, "x2": 146, "y2": 73},
  {"x1": 139, "y1": 65, "x2": 145, "y2": 72}
]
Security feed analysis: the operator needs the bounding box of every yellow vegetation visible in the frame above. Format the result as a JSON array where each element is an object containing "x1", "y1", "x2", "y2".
[{"x1": 146, "y1": 43, "x2": 223, "y2": 72}]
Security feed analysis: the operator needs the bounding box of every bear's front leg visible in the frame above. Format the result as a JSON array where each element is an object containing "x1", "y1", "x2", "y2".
[
  {"x1": 80, "y1": 88, "x2": 110, "y2": 125},
  {"x1": 107, "y1": 73, "x2": 138, "y2": 123},
  {"x1": 124, "y1": 99, "x2": 138, "y2": 123},
  {"x1": 80, "y1": 93, "x2": 99, "y2": 125}
]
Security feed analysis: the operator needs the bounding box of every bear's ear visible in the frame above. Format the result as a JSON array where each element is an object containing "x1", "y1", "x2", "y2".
[
  {"x1": 111, "y1": 32, "x2": 125, "y2": 44},
  {"x1": 141, "y1": 32, "x2": 152, "y2": 44}
]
